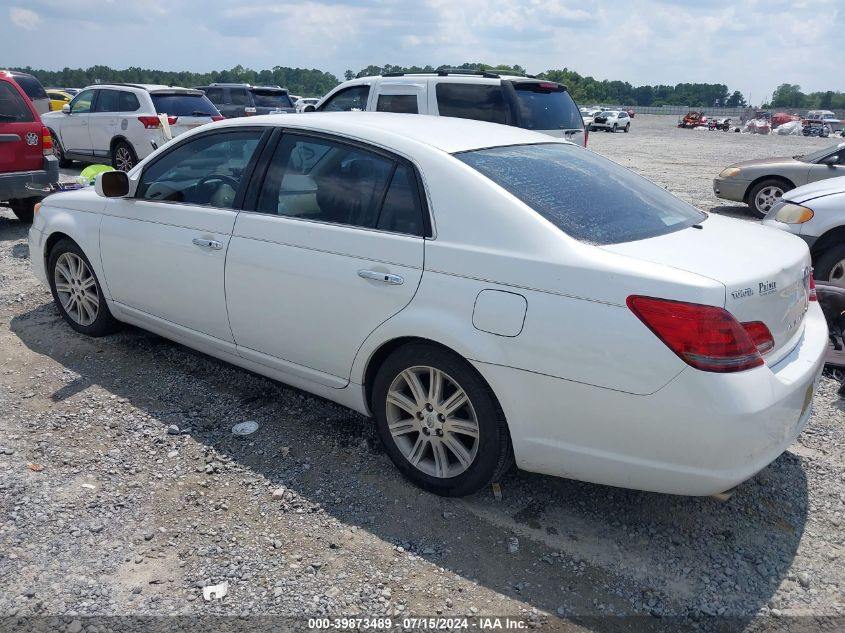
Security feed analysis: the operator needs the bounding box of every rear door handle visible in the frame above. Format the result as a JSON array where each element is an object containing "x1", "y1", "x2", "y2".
[
  {"x1": 358, "y1": 269, "x2": 404, "y2": 285},
  {"x1": 192, "y1": 238, "x2": 223, "y2": 250}
]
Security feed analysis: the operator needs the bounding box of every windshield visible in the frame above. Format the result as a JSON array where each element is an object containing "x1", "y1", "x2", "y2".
[
  {"x1": 151, "y1": 94, "x2": 219, "y2": 117},
  {"x1": 456, "y1": 143, "x2": 706, "y2": 245},
  {"x1": 797, "y1": 143, "x2": 845, "y2": 163},
  {"x1": 252, "y1": 90, "x2": 293, "y2": 108},
  {"x1": 512, "y1": 84, "x2": 583, "y2": 131}
]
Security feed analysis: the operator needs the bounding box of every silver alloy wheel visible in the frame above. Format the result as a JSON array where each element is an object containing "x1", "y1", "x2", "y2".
[
  {"x1": 754, "y1": 185, "x2": 783, "y2": 214},
  {"x1": 54, "y1": 252, "x2": 99, "y2": 326},
  {"x1": 52, "y1": 134, "x2": 63, "y2": 160},
  {"x1": 114, "y1": 146, "x2": 133, "y2": 172},
  {"x1": 386, "y1": 366, "x2": 480, "y2": 478},
  {"x1": 829, "y1": 259, "x2": 845, "y2": 282}
]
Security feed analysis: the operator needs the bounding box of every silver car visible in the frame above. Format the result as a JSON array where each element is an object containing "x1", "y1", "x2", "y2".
[
  {"x1": 714, "y1": 142, "x2": 845, "y2": 217},
  {"x1": 763, "y1": 175, "x2": 845, "y2": 281}
]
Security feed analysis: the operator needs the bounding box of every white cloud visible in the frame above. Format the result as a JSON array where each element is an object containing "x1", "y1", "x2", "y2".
[{"x1": 9, "y1": 7, "x2": 41, "y2": 30}]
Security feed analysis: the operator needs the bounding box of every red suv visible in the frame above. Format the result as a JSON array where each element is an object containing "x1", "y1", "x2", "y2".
[{"x1": 0, "y1": 70, "x2": 59, "y2": 222}]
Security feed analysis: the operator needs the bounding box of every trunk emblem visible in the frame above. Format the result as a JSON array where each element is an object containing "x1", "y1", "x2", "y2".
[
  {"x1": 731, "y1": 288, "x2": 753, "y2": 299},
  {"x1": 758, "y1": 281, "x2": 777, "y2": 296}
]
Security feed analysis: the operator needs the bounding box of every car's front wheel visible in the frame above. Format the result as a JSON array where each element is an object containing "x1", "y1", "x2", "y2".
[
  {"x1": 612, "y1": 123, "x2": 618, "y2": 132},
  {"x1": 624, "y1": 123, "x2": 630, "y2": 133},
  {"x1": 48, "y1": 239, "x2": 119, "y2": 336},
  {"x1": 111, "y1": 141, "x2": 137, "y2": 172},
  {"x1": 372, "y1": 343, "x2": 513, "y2": 497},
  {"x1": 814, "y1": 244, "x2": 845, "y2": 283},
  {"x1": 747, "y1": 179, "x2": 792, "y2": 218}
]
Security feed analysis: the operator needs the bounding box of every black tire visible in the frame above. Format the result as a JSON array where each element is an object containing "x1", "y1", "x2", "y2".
[
  {"x1": 9, "y1": 197, "x2": 39, "y2": 222},
  {"x1": 612, "y1": 123, "x2": 618, "y2": 132},
  {"x1": 111, "y1": 140, "x2": 137, "y2": 172},
  {"x1": 624, "y1": 123, "x2": 630, "y2": 133},
  {"x1": 372, "y1": 343, "x2": 513, "y2": 497},
  {"x1": 304, "y1": 105, "x2": 315, "y2": 112},
  {"x1": 51, "y1": 132, "x2": 72, "y2": 168},
  {"x1": 746, "y1": 178, "x2": 793, "y2": 218},
  {"x1": 814, "y1": 244, "x2": 845, "y2": 282},
  {"x1": 47, "y1": 238, "x2": 119, "y2": 337}
]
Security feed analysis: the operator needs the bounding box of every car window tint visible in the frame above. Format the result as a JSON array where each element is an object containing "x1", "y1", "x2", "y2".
[
  {"x1": 230, "y1": 89, "x2": 249, "y2": 106},
  {"x1": 151, "y1": 94, "x2": 218, "y2": 116},
  {"x1": 93, "y1": 89, "x2": 120, "y2": 113},
  {"x1": 137, "y1": 130, "x2": 263, "y2": 208},
  {"x1": 376, "y1": 94, "x2": 418, "y2": 114},
  {"x1": 512, "y1": 84, "x2": 583, "y2": 131},
  {"x1": 256, "y1": 133, "x2": 394, "y2": 229},
  {"x1": 320, "y1": 85, "x2": 370, "y2": 112},
  {"x1": 376, "y1": 165, "x2": 424, "y2": 235},
  {"x1": 251, "y1": 90, "x2": 293, "y2": 108},
  {"x1": 12, "y1": 74, "x2": 48, "y2": 100},
  {"x1": 70, "y1": 89, "x2": 95, "y2": 114},
  {"x1": 0, "y1": 82, "x2": 35, "y2": 122},
  {"x1": 457, "y1": 143, "x2": 706, "y2": 245},
  {"x1": 435, "y1": 83, "x2": 509, "y2": 125},
  {"x1": 203, "y1": 87, "x2": 224, "y2": 103},
  {"x1": 119, "y1": 91, "x2": 140, "y2": 112}
]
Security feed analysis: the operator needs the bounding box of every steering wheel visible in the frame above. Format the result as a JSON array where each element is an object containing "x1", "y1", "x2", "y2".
[{"x1": 195, "y1": 174, "x2": 240, "y2": 204}]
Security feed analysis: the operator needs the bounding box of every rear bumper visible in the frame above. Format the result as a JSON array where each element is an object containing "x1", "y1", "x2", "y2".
[
  {"x1": 713, "y1": 177, "x2": 749, "y2": 203},
  {"x1": 0, "y1": 156, "x2": 59, "y2": 202},
  {"x1": 474, "y1": 303, "x2": 827, "y2": 496}
]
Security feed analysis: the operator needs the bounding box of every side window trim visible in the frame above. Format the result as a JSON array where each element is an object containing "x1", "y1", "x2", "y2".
[
  {"x1": 245, "y1": 128, "x2": 432, "y2": 238},
  {"x1": 133, "y1": 127, "x2": 273, "y2": 211}
]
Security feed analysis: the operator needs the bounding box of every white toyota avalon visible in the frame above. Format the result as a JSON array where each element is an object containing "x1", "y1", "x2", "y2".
[{"x1": 28, "y1": 113, "x2": 827, "y2": 498}]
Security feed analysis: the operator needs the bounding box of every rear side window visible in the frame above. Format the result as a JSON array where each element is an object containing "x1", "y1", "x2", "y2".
[
  {"x1": 151, "y1": 94, "x2": 218, "y2": 116},
  {"x1": 319, "y1": 85, "x2": 370, "y2": 112},
  {"x1": 93, "y1": 89, "x2": 120, "y2": 113},
  {"x1": 230, "y1": 89, "x2": 249, "y2": 106},
  {"x1": 376, "y1": 165, "x2": 424, "y2": 235},
  {"x1": 119, "y1": 91, "x2": 141, "y2": 112},
  {"x1": 251, "y1": 90, "x2": 293, "y2": 108},
  {"x1": 376, "y1": 94, "x2": 418, "y2": 114},
  {"x1": 435, "y1": 83, "x2": 509, "y2": 125},
  {"x1": 0, "y1": 82, "x2": 35, "y2": 122},
  {"x1": 512, "y1": 83, "x2": 583, "y2": 131},
  {"x1": 12, "y1": 74, "x2": 48, "y2": 100},
  {"x1": 457, "y1": 143, "x2": 705, "y2": 245},
  {"x1": 203, "y1": 87, "x2": 224, "y2": 103}
]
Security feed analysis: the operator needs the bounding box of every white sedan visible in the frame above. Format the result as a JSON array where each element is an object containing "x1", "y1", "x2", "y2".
[{"x1": 29, "y1": 113, "x2": 827, "y2": 497}]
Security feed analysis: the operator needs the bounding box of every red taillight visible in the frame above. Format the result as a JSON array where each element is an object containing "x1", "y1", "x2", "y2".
[
  {"x1": 166, "y1": 115, "x2": 178, "y2": 125},
  {"x1": 584, "y1": 126, "x2": 589, "y2": 146},
  {"x1": 809, "y1": 272, "x2": 817, "y2": 301},
  {"x1": 742, "y1": 321, "x2": 775, "y2": 355},
  {"x1": 211, "y1": 115, "x2": 225, "y2": 122},
  {"x1": 138, "y1": 116, "x2": 161, "y2": 129},
  {"x1": 41, "y1": 126, "x2": 52, "y2": 155},
  {"x1": 538, "y1": 82, "x2": 559, "y2": 90},
  {"x1": 627, "y1": 295, "x2": 765, "y2": 372}
]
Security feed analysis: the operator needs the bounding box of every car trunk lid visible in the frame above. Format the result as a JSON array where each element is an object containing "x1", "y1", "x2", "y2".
[
  {"x1": 602, "y1": 213, "x2": 812, "y2": 361},
  {"x1": 0, "y1": 80, "x2": 43, "y2": 173}
]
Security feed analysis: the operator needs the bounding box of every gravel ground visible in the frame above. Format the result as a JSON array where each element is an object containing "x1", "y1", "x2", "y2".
[{"x1": 1, "y1": 115, "x2": 844, "y2": 632}]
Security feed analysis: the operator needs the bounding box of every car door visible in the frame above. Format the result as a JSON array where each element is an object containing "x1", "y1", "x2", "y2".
[
  {"x1": 226, "y1": 131, "x2": 427, "y2": 387},
  {"x1": 60, "y1": 88, "x2": 95, "y2": 157},
  {"x1": 99, "y1": 127, "x2": 268, "y2": 348},
  {"x1": 807, "y1": 148, "x2": 845, "y2": 184},
  {"x1": 87, "y1": 89, "x2": 120, "y2": 161}
]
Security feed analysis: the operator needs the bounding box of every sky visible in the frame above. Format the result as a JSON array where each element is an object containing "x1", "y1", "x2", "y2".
[{"x1": 3, "y1": 0, "x2": 842, "y2": 104}]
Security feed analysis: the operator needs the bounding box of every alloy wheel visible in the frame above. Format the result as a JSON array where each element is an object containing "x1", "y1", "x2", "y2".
[
  {"x1": 385, "y1": 366, "x2": 480, "y2": 478},
  {"x1": 54, "y1": 252, "x2": 99, "y2": 326},
  {"x1": 114, "y1": 146, "x2": 134, "y2": 172},
  {"x1": 754, "y1": 186, "x2": 783, "y2": 214},
  {"x1": 829, "y1": 259, "x2": 845, "y2": 282}
]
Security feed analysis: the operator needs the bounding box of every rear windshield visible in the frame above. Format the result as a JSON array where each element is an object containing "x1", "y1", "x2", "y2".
[
  {"x1": 0, "y1": 81, "x2": 35, "y2": 122},
  {"x1": 151, "y1": 94, "x2": 219, "y2": 117},
  {"x1": 12, "y1": 74, "x2": 48, "y2": 100},
  {"x1": 513, "y1": 83, "x2": 583, "y2": 131},
  {"x1": 456, "y1": 143, "x2": 706, "y2": 245},
  {"x1": 251, "y1": 90, "x2": 293, "y2": 108}
]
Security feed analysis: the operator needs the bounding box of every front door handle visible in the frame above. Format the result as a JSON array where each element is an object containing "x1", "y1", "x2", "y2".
[
  {"x1": 192, "y1": 238, "x2": 223, "y2": 250},
  {"x1": 358, "y1": 269, "x2": 404, "y2": 285}
]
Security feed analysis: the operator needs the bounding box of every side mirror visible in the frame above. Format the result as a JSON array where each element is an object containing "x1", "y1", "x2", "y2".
[
  {"x1": 62, "y1": 104, "x2": 71, "y2": 114},
  {"x1": 821, "y1": 154, "x2": 839, "y2": 167},
  {"x1": 95, "y1": 170, "x2": 130, "y2": 198}
]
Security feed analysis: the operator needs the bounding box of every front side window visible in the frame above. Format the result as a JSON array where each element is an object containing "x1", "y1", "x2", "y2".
[
  {"x1": 435, "y1": 83, "x2": 509, "y2": 125},
  {"x1": 376, "y1": 94, "x2": 419, "y2": 114},
  {"x1": 70, "y1": 89, "x2": 95, "y2": 114},
  {"x1": 93, "y1": 89, "x2": 120, "y2": 113},
  {"x1": 0, "y1": 82, "x2": 35, "y2": 122},
  {"x1": 457, "y1": 143, "x2": 706, "y2": 245},
  {"x1": 137, "y1": 130, "x2": 263, "y2": 208},
  {"x1": 256, "y1": 133, "x2": 422, "y2": 234},
  {"x1": 319, "y1": 85, "x2": 370, "y2": 112}
]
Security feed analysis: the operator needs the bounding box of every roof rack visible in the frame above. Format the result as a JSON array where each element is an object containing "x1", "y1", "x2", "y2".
[{"x1": 379, "y1": 68, "x2": 538, "y2": 79}]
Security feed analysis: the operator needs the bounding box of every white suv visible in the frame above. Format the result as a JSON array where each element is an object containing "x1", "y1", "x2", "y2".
[
  {"x1": 589, "y1": 110, "x2": 631, "y2": 133},
  {"x1": 42, "y1": 84, "x2": 222, "y2": 171},
  {"x1": 314, "y1": 70, "x2": 587, "y2": 146}
]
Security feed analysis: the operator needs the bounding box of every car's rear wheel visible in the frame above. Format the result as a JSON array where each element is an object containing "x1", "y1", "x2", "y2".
[
  {"x1": 48, "y1": 239, "x2": 119, "y2": 336},
  {"x1": 111, "y1": 141, "x2": 137, "y2": 172},
  {"x1": 9, "y1": 197, "x2": 39, "y2": 222},
  {"x1": 624, "y1": 123, "x2": 630, "y2": 133},
  {"x1": 51, "y1": 132, "x2": 72, "y2": 168},
  {"x1": 612, "y1": 123, "x2": 618, "y2": 132},
  {"x1": 747, "y1": 179, "x2": 792, "y2": 218},
  {"x1": 372, "y1": 343, "x2": 513, "y2": 497},
  {"x1": 814, "y1": 244, "x2": 845, "y2": 283}
]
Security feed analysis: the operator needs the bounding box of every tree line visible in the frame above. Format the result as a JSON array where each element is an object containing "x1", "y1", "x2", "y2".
[{"x1": 14, "y1": 63, "x2": 844, "y2": 109}]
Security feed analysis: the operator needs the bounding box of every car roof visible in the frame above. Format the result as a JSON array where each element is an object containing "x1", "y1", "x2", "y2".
[{"x1": 216, "y1": 111, "x2": 567, "y2": 154}]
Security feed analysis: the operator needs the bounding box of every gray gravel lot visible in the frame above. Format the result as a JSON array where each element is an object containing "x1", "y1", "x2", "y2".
[{"x1": 1, "y1": 115, "x2": 844, "y2": 632}]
